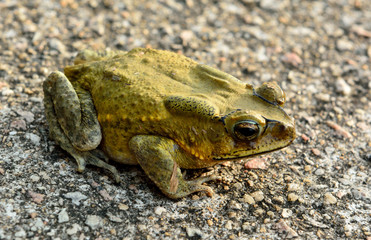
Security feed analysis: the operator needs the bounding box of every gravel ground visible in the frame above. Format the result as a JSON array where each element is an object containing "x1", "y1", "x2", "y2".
[{"x1": 1, "y1": 0, "x2": 370, "y2": 239}]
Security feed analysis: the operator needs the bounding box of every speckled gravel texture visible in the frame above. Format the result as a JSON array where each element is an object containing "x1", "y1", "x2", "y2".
[{"x1": 0, "y1": 0, "x2": 370, "y2": 239}]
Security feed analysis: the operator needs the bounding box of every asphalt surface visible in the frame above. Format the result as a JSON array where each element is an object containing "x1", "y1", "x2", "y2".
[{"x1": 0, "y1": 0, "x2": 370, "y2": 239}]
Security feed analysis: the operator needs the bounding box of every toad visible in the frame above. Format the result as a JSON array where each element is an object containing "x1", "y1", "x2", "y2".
[{"x1": 43, "y1": 48, "x2": 295, "y2": 199}]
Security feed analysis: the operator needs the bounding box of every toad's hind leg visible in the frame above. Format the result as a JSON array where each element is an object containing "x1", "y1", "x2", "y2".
[{"x1": 43, "y1": 71, "x2": 120, "y2": 182}]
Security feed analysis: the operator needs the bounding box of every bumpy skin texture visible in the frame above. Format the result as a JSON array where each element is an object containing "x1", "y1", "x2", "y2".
[{"x1": 43, "y1": 48, "x2": 296, "y2": 199}]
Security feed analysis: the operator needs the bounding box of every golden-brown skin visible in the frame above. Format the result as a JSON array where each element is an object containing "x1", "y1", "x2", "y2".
[{"x1": 43, "y1": 48, "x2": 295, "y2": 198}]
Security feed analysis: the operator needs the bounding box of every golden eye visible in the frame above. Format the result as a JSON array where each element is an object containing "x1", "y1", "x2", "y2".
[{"x1": 233, "y1": 120, "x2": 260, "y2": 140}]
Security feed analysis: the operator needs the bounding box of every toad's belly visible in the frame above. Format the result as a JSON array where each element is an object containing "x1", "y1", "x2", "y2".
[{"x1": 102, "y1": 142, "x2": 138, "y2": 165}]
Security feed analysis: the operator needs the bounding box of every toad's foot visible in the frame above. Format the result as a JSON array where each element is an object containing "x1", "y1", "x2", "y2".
[
  {"x1": 184, "y1": 175, "x2": 222, "y2": 197},
  {"x1": 129, "y1": 135, "x2": 219, "y2": 199},
  {"x1": 61, "y1": 146, "x2": 120, "y2": 183}
]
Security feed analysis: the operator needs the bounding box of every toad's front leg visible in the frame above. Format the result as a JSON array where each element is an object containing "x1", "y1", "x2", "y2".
[
  {"x1": 43, "y1": 71, "x2": 120, "y2": 182},
  {"x1": 129, "y1": 135, "x2": 219, "y2": 199}
]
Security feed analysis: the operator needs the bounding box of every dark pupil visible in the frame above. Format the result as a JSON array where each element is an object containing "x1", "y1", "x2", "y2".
[
  {"x1": 236, "y1": 126, "x2": 256, "y2": 137},
  {"x1": 234, "y1": 122, "x2": 259, "y2": 139}
]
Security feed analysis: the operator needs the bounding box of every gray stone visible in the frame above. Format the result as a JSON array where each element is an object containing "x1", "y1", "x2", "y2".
[
  {"x1": 85, "y1": 215, "x2": 103, "y2": 230},
  {"x1": 58, "y1": 208, "x2": 69, "y2": 223},
  {"x1": 64, "y1": 192, "x2": 88, "y2": 206},
  {"x1": 186, "y1": 227, "x2": 205, "y2": 238}
]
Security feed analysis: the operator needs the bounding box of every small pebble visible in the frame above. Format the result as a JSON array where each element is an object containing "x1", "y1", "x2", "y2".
[
  {"x1": 244, "y1": 158, "x2": 268, "y2": 169},
  {"x1": 287, "y1": 183, "x2": 300, "y2": 192},
  {"x1": 242, "y1": 194, "x2": 255, "y2": 205},
  {"x1": 32, "y1": 218, "x2": 44, "y2": 230},
  {"x1": 85, "y1": 215, "x2": 103, "y2": 230},
  {"x1": 254, "y1": 208, "x2": 265, "y2": 216},
  {"x1": 260, "y1": 0, "x2": 286, "y2": 11},
  {"x1": 232, "y1": 182, "x2": 243, "y2": 190},
  {"x1": 351, "y1": 187, "x2": 371, "y2": 201},
  {"x1": 29, "y1": 174, "x2": 40, "y2": 182},
  {"x1": 225, "y1": 220, "x2": 233, "y2": 230},
  {"x1": 16, "y1": 110, "x2": 34, "y2": 123},
  {"x1": 287, "y1": 193, "x2": 298, "y2": 202},
  {"x1": 64, "y1": 192, "x2": 88, "y2": 206},
  {"x1": 273, "y1": 196, "x2": 285, "y2": 205},
  {"x1": 326, "y1": 121, "x2": 353, "y2": 139},
  {"x1": 154, "y1": 206, "x2": 167, "y2": 215},
  {"x1": 25, "y1": 133, "x2": 41, "y2": 146},
  {"x1": 250, "y1": 191, "x2": 264, "y2": 202},
  {"x1": 324, "y1": 192, "x2": 337, "y2": 204},
  {"x1": 28, "y1": 191, "x2": 45, "y2": 204},
  {"x1": 276, "y1": 219, "x2": 298, "y2": 238},
  {"x1": 281, "y1": 52, "x2": 302, "y2": 67},
  {"x1": 118, "y1": 203, "x2": 129, "y2": 211},
  {"x1": 304, "y1": 165, "x2": 312, "y2": 172},
  {"x1": 14, "y1": 228, "x2": 26, "y2": 238},
  {"x1": 335, "y1": 78, "x2": 352, "y2": 96},
  {"x1": 137, "y1": 224, "x2": 147, "y2": 232},
  {"x1": 58, "y1": 208, "x2": 69, "y2": 223},
  {"x1": 311, "y1": 148, "x2": 321, "y2": 156},
  {"x1": 314, "y1": 168, "x2": 325, "y2": 176},
  {"x1": 49, "y1": 38, "x2": 67, "y2": 54},
  {"x1": 10, "y1": 119, "x2": 27, "y2": 130},
  {"x1": 66, "y1": 224, "x2": 82, "y2": 235},
  {"x1": 186, "y1": 227, "x2": 204, "y2": 238},
  {"x1": 336, "y1": 39, "x2": 354, "y2": 51},
  {"x1": 281, "y1": 208, "x2": 292, "y2": 218},
  {"x1": 301, "y1": 134, "x2": 310, "y2": 142},
  {"x1": 107, "y1": 213, "x2": 123, "y2": 223}
]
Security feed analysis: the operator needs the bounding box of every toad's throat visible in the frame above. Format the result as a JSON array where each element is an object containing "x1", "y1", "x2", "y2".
[{"x1": 212, "y1": 143, "x2": 292, "y2": 161}]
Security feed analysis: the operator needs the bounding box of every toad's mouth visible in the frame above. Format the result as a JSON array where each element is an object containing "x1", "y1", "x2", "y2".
[{"x1": 212, "y1": 141, "x2": 293, "y2": 161}]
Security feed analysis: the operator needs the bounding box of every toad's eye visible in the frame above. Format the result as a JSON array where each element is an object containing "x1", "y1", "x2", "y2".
[{"x1": 233, "y1": 120, "x2": 261, "y2": 140}]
